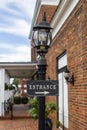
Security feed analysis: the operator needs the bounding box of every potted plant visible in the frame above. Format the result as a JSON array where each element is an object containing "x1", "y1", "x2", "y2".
[
  {"x1": 28, "y1": 98, "x2": 57, "y2": 130},
  {"x1": 45, "y1": 102, "x2": 57, "y2": 130}
]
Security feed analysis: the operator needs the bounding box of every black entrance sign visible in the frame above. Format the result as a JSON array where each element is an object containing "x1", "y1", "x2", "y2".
[{"x1": 27, "y1": 80, "x2": 58, "y2": 96}]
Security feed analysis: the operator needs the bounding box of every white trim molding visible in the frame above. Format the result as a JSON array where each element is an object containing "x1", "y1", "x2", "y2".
[
  {"x1": 29, "y1": 0, "x2": 41, "y2": 39},
  {"x1": 41, "y1": 0, "x2": 60, "y2": 5},
  {"x1": 51, "y1": 0, "x2": 80, "y2": 39}
]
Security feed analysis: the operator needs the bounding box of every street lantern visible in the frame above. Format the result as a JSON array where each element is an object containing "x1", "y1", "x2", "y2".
[
  {"x1": 32, "y1": 12, "x2": 53, "y2": 55},
  {"x1": 32, "y1": 12, "x2": 53, "y2": 130}
]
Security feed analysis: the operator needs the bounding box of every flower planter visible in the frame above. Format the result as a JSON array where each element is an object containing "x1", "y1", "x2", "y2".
[{"x1": 45, "y1": 118, "x2": 53, "y2": 130}]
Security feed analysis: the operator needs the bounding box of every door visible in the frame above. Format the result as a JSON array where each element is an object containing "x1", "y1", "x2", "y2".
[
  {"x1": 58, "y1": 72, "x2": 68, "y2": 129},
  {"x1": 57, "y1": 52, "x2": 68, "y2": 129}
]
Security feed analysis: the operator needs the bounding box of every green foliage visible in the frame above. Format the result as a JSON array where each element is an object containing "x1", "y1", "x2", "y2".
[
  {"x1": 56, "y1": 120, "x2": 61, "y2": 128},
  {"x1": 12, "y1": 78, "x2": 20, "y2": 89},
  {"x1": 21, "y1": 96, "x2": 28, "y2": 104},
  {"x1": 45, "y1": 102, "x2": 57, "y2": 119},
  {"x1": 14, "y1": 96, "x2": 28, "y2": 104},
  {"x1": 5, "y1": 83, "x2": 15, "y2": 90},
  {"x1": 28, "y1": 98, "x2": 57, "y2": 119},
  {"x1": 28, "y1": 98, "x2": 39, "y2": 119},
  {"x1": 9, "y1": 84, "x2": 15, "y2": 90},
  {"x1": 14, "y1": 96, "x2": 21, "y2": 104}
]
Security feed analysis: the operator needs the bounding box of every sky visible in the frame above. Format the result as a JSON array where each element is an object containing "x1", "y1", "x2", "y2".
[{"x1": 0, "y1": 0, "x2": 36, "y2": 62}]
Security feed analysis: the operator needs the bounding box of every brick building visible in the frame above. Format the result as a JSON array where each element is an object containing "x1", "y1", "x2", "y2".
[{"x1": 29, "y1": 0, "x2": 87, "y2": 130}]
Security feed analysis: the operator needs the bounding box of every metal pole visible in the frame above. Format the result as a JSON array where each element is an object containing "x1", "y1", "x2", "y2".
[{"x1": 37, "y1": 56, "x2": 47, "y2": 130}]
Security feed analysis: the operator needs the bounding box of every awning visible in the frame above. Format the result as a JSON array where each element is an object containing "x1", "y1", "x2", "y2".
[{"x1": 0, "y1": 62, "x2": 37, "y2": 78}]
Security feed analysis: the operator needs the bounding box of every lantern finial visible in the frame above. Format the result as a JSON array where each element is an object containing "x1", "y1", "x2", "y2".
[{"x1": 42, "y1": 12, "x2": 46, "y2": 21}]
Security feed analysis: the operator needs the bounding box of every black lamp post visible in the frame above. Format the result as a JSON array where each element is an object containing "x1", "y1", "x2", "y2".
[{"x1": 32, "y1": 12, "x2": 53, "y2": 130}]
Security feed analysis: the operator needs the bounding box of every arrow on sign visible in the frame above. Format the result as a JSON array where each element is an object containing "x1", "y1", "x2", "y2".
[{"x1": 35, "y1": 91, "x2": 50, "y2": 95}]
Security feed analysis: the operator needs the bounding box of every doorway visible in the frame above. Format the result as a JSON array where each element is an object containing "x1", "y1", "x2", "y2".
[{"x1": 57, "y1": 52, "x2": 68, "y2": 129}]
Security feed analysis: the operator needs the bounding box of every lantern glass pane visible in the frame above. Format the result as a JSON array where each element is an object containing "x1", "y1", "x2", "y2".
[
  {"x1": 47, "y1": 32, "x2": 52, "y2": 46},
  {"x1": 33, "y1": 30, "x2": 38, "y2": 46},
  {"x1": 64, "y1": 72, "x2": 69, "y2": 79},
  {"x1": 38, "y1": 30, "x2": 47, "y2": 45}
]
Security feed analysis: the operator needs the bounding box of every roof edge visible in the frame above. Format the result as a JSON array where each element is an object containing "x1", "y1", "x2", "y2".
[
  {"x1": 0, "y1": 61, "x2": 37, "y2": 66},
  {"x1": 51, "y1": 0, "x2": 80, "y2": 39}
]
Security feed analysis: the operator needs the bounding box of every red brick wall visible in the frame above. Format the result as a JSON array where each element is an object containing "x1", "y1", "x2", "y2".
[
  {"x1": 46, "y1": 1, "x2": 87, "y2": 130},
  {"x1": 36, "y1": 5, "x2": 57, "y2": 24},
  {"x1": 31, "y1": 46, "x2": 37, "y2": 61}
]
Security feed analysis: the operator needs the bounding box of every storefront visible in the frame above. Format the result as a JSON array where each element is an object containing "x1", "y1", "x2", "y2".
[{"x1": 30, "y1": 0, "x2": 87, "y2": 129}]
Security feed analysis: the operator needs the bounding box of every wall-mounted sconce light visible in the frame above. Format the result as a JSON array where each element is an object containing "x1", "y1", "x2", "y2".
[{"x1": 64, "y1": 67, "x2": 74, "y2": 85}]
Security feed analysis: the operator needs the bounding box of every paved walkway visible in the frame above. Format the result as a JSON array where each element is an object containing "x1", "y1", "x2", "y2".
[
  {"x1": 0, "y1": 104, "x2": 58, "y2": 130},
  {"x1": 0, "y1": 118, "x2": 38, "y2": 130}
]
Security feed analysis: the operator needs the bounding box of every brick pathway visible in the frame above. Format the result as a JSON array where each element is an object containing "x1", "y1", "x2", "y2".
[
  {"x1": 0, "y1": 104, "x2": 58, "y2": 130},
  {"x1": 0, "y1": 118, "x2": 38, "y2": 130}
]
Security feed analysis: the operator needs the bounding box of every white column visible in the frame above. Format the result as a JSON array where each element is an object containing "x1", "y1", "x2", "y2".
[{"x1": 0, "y1": 69, "x2": 5, "y2": 116}]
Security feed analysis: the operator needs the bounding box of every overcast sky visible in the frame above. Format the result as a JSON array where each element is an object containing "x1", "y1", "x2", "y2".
[{"x1": 0, "y1": 0, "x2": 36, "y2": 62}]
